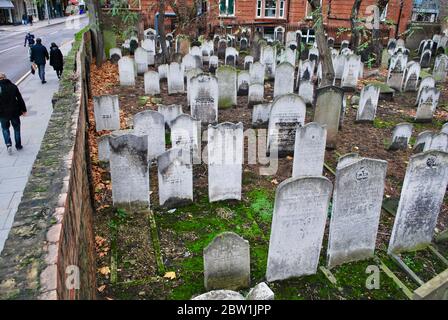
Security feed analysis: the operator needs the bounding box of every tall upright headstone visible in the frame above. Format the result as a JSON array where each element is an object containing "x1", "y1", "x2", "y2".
[
  {"x1": 167, "y1": 62, "x2": 185, "y2": 94},
  {"x1": 170, "y1": 114, "x2": 201, "y2": 164},
  {"x1": 133, "y1": 110, "x2": 166, "y2": 160},
  {"x1": 356, "y1": 85, "x2": 380, "y2": 122},
  {"x1": 144, "y1": 71, "x2": 160, "y2": 95},
  {"x1": 217, "y1": 66, "x2": 237, "y2": 108},
  {"x1": 274, "y1": 62, "x2": 295, "y2": 98},
  {"x1": 118, "y1": 56, "x2": 136, "y2": 86},
  {"x1": 93, "y1": 95, "x2": 121, "y2": 131},
  {"x1": 415, "y1": 87, "x2": 440, "y2": 122},
  {"x1": 190, "y1": 74, "x2": 219, "y2": 124}
]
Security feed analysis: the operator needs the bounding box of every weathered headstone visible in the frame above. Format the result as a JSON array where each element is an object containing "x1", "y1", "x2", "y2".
[
  {"x1": 416, "y1": 76, "x2": 435, "y2": 105},
  {"x1": 442, "y1": 123, "x2": 448, "y2": 135},
  {"x1": 190, "y1": 74, "x2": 219, "y2": 124},
  {"x1": 433, "y1": 54, "x2": 448, "y2": 82},
  {"x1": 424, "y1": 133, "x2": 448, "y2": 152},
  {"x1": 209, "y1": 55, "x2": 219, "y2": 73},
  {"x1": 249, "y1": 61, "x2": 265, "y2": 85},
  {"x1": 158, "y1": 64, "x2": 168, "y2": 80},
  {"x1": 298, "y1": 59, "x2": 314, "y2": 82},
  {"x1": 274, "y1": 62, "x2": 295, "y2": 98},
  {"x1": 144, "y1": 71, "x2": 160, "y2": 95},
  {"x1": 403, "y1": 62, "x2": 421, "y2": 92},
  {"x1": 192, "y1": 290, "x2": 245, "y2": 300},
  {"x1": 246, "y1": 282, "x2": 274, "y2": 300},
  {"x1": 93, "y1": 95, "x2": 120, "y2": 131},
  {"x1": 185, "y1": 67, "x2": 203, "y2": 105},
  {"x1": 225, "y1": 47, "x2": 238, "y2": 66},
  {"x1": 109, "y1": 48, "x2": 122, "y2": 63},
  {"x1": 217, "y1": 39, "x2": 227, "y2": 59},
  {"x1": 356, "y1": 85, "x2": 380, "y2": 122},
  {"x1": 208, "y1": 122, "x2": 244, "y2": 202},
  {"x1": 157, "y1": 148, "x2": 193, "y2": 208},
  {"x1": 388, "y1": 151, "x2": 448, "y2": 253},
  {"x1": 415, "y1": 87, "x2": 440, "y2": 122},
  {"x1": 217, "y1": 66, "x2": 237, "y2": 108},
  {"x1": 389, "y1": 122, "x2": 413, "y2": 150},
  {"x1": 133, "y1": 110, "x2": 166, "y2": 160},
  {"x1": 237, "y1": 70, "x2": 250, "y2": 96},
  {"x1": 341, "y1": 54, "x2": 361, "y2": 90},
  {"x1": 336, "y1": 153, "x2": 360, "y2": 171},
  {"x1": 333, "y1": 54, "x2": 346, "y2": 80},
  {"x1": 327, "y1": 158, "x2": 387, "y2": 268},
  {"x1": 260, "y1": 45, "x2": 276, "y2": 79},
  {"x1": 420, "y1": 49, "x2": 432, "y2": 68},
  {"x1": 252, "y1": 103, "x2": 272, "y2": 128},
  {"x1": 167, "y1": 62, "x2": 185, "y2": 94},
  {"x1": 284, "y1": 47, "x2": 296, "y2": 67},
  {"x1": 414, "y1": 130, "x2": 433, "y2": 153},
  {"x1": 134, "y1": 47, "x2": 149, "y2": 75},
  {"x1": 298, "y1": 80, "x2": 314, "y2": 105},
  {"x1": 157, "y1": 104, "x2": 183, "y2": 128},
  {"x1": 204, "y1": 232, "x2": 250, "y2": 291},
  {"x1": 292, "y1": 122, "x2": 327, "y2": 177},
  {"x1": 244, "y1": 55, "x2": 254, "y2": 70},
  {"x1": 170, "y1": 114, "x2": 201, "y2": 164},
  {"x1": 118, "y1": 56, "x2": 136, "y2": 86},
  {"x1": 266, "y1": 176, "x2": 333, "y2": 281},
  {"x1": 387, "y1": 53, "x2": 407, "y2": 91},
  {"x1": 313, "y1": 86, "x2": 344, "y2": 149},
  {"x1": 109, "y1": 134, "x2": 149, "y2": 208},
  {"x1": 248, "y1": 83, "x2": 264, "y2": 106}
]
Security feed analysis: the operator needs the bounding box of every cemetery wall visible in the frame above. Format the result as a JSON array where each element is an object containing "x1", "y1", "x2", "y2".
[{"x1": 0, "y1": 29, "x2": 96, "y2": 300}]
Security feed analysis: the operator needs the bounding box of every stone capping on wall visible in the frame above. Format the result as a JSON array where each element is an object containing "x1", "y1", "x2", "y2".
[{"x1": 0, "y1": 28, "x2": 96, "y2": 300}]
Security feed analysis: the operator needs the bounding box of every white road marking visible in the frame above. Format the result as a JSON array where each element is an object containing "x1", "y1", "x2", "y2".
[{"x1": 0, "y1": 45, "x2": 21, "y2": 54}]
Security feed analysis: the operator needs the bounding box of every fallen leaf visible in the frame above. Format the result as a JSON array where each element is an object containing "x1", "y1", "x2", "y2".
[
  {"x1": 271, "y1": 179, "x2": 279, "y2": 185},
  {"x1": 98, "y1": 266, "x2": 110, "y2": 275},
  {"x1": 164, "y1": 271, "x2": 176, "y2": 280},
  {"x1": 97, "y1": 285, "x2": 106, "y2": 292}
]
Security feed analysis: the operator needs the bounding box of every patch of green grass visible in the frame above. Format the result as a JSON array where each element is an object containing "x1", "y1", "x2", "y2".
[{"x1": 373, "y1": 118, "x2": 395, "y2": 129}]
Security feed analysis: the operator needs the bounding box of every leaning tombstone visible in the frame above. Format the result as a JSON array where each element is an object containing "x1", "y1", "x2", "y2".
[
  {"x1": 185, "y1": 67, "x2": 203, "y2": 105},
  {"x1": 109, "y1": 134, "x2": 149, "y2": 208},
  {"x1": 387, "y1": 53, "x2": 407, "y2": 91},
  {"x1": 424, "y1": 133, "x2": 448, "y2": 153},
  {"x1": 292, "y1": 122, "x2": 327, "y2": 177},
  {"x1": 157, "y1": 148, "x2": 193, "y2": 208},
  {"x1": 327, "y1": 157, "x2": 387, "y2": 268},
  {"x1": 144, "y1": 71, "x2": 160, "y2": 95},
  {"x1": 388, "y1": 151, "x2": 448, "y2": 254},
  {"x1": 266, "y1": 176, "x2": 333, "y2": 281},
  {"x1": 237, "y1": 70, "x2": 250, "y2": 96},
  {"x1": 93, "y1": 95, "x2": 120, "y2": 131},
  {"x1": 433, "y1": 54, "x2": 448, "y2": 82},
  {"x1": 217, "y1": 66, "x2": 237, "y2": 108},
  {"x1": 252, "y1": 103, "x2": 272, "y2": 128},
  {"x1": 157, "y1": 104, "x2": 183, "y2": 128},
  {"x1": 389, "y1": 122, "x2": 413, "y2": 151},
  {"x1": 167, "y1": 62, "x2": 184, "y2": 94},
  {"x1": 118, "y1": 56, "x2": 136, "y2": 86},
  {"x1": 273, "y1": 62, "x2": 295, "y2": 98},
  {"x1": 413, "y1": 131, "x2": 433, "y2": 153},
  {"x1": 356, "y1": 85, "x2": 380, "y2": 122},
  {"x1": 336, "y1": 153, "x2": 360, "y2": 171},
  {"x1": 133, "y1": 110, "x2": 166, "y2": 160},
  {"x1": 415, "y1": 87, "x2": 440, "y2": 122},
  {"x1": 97, "y1": 129, "x2": 134, "y2": 163},
  {"x1": 420, "y1": 49, "x2": 432, "y2": 68},
  {"x1": 208, "y1": 122, "x2": 244, "y2": 202},
  {"x1": 246, "y1": 282, "x2": 274, "y2": 300},
  {"x1": 415, "y1": 76, "x2": 435, "y2": 105},
  {"x1": 267, "y1": 94, "x2": 307, "y2": 157},
  {"x1": 203, "y1": 232, "x2": 250, "y2": 291},
  {"x1": 402, "y1": 61, "x2": 421, "y2": 92},
  {"x1": 170, "y1": 114, "x2": 201, "y2": 164},
  {"x1": 313, "y1": 86, "x2": 344, "y2": 149},
  {"x1": 190, "y1": 73, "x2": 219, "y2": 124}
]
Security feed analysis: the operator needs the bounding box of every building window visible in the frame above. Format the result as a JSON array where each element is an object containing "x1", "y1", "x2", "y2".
[
  {"x1": 411, "y1": 0, "x2": 439, "y2": 22},
  {"x1": 220, "y1": 0, "x2": 235, "y2": 16},
  {"x1": 256, "y1": 0, "x2": 286, "y2": 18},
  {"x1": 301, "y1": 28, "x2": 315, "y2": 44}
]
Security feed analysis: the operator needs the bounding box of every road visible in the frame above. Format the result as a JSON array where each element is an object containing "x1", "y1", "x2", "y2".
[{"x1": 0, "y1": 16, "x2": 89, "y2": 83}]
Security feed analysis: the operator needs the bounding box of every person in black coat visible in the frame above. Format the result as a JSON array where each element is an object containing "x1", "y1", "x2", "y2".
[
  {"x1": 30, "y1": 38, "x2": 49, "y2": 84},
  {"x1": 49, "y1": 43, "x2": 64, "y2": 79},
  {"x1": 0, "y1": 73, "x2": 27, "y2": 154}
]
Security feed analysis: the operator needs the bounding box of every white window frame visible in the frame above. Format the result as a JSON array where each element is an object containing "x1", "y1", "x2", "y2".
[
  {"x1": 255, "y1": 0, "x2": 286, "y2": 19},
  {"x1": 219, "y1": 0, "x2": 236, "y2": 17},
  {"x1": 305, "y1": 0, "x2": 322, "y2": 19}
]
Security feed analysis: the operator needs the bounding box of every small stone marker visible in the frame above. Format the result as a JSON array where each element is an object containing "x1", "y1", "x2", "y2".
[
  {"x1": 298, "y1": 80, "x2": 314, "y2": 105},
  {"x1": 266, "y1": 176, "x2": 333, "y2": 282},
  {"x1": 208, "y1": 122, "x2": 244, "y2": 202},
  {"x1": 157, "y1": 148, "x2": 193, "y2": 208},
  {"x1": 144, "y1": 71, "x2": 160, "y2": 95},
  {"x1": 388, "y1": 151, "x2": 448, "y2": 254},
  {"x1": 356, "y1": 85, "x2": 380, "y2": 122},
  {"x1": 118, "y1": 56, "x2": 136, "y2": 86},
  {"x1": 246, "y1": 283, "x2": 274, "y2": 300},
  {"x1": 93, "y1": 95, "x2": 120, "y2": 131},
  {"x1": 414, "y1": 131, "x2": 433, "y2": 153},
  {"x1": 252, "y1": 103, "x2": 272, "y2": 128},
  {"x1": 327, "y1": 157, "x2": 388, "y2": 268},
  {"x1": 261, "y1": 45, "x2": 276, "y2": 79},
  {"x1": 192, "y1": 290, "x2": 245, "y2": 300},
  {"x1": 204, "y1": 232, "x2": 250, "y2": 291},
  {"x1": 389, "y1": 123, "x2": 413, "y2": 150},
  {"x1": 387, "y1": 53, "x2": 407, "y2": 91},
  {"x1": 109, "y1": 134, "x2": 149, "y2": 208},
  {"x1": 217, "y1": 66, "x2": 237, "y2": 108},
  {"x1": 133, "y1": 110, "x2": 166, "y2": 160},
  {"x1": 292, "y1": 122, "x2": 327, "y2": 177}
]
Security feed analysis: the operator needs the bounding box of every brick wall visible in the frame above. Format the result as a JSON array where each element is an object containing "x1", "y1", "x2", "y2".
[{"x1": 0, "y1": 29, "x2": 96, "y2": 300}]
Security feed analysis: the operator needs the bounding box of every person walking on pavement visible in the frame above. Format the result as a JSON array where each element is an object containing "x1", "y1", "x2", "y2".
[
  {"x1": 49, "y1": 43, "x2": 64, "y2": 79},
  {"x1": 28, "y1": 15, "x2": 33, "y2": 26},
  {"x1": 30, "y1": 38, "x2": 49, "y2": 84},
  {"x1": 0, "y1": 73, "x2": 27, "y2": 155}
]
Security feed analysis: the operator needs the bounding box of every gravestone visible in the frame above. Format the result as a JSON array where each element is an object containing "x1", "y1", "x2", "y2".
[
  {"x1": 185, "y1": 67, "x2": 203, "y2": 105},
  {"x1": 208, "y1": 122, "x2": 244, "y2": 202},
  {"x1": 341, "y1": 40, "x2": 350, "y2": 50},
  {"x1": 261, "y1": 45, "x2": 276, "y2": 79},
  {"x1": 157, "y1": 148, "x2": 193, "y2": 208},
  {"x1": 298, "y1": 59, "x2": 314, "y2": 82},
  {"x1": 118, "y1": 56, "x2": 136, "y2": 86},
  {"x1": 267, "y1": 94, "x2": 307, "y2": 157},
  {"x1": 273, "y1": 62, "x2": 295, "y2": 98},
  {"x1": 389, "y1": 123, "x2": 413, "y2": 150},
  {"x1": 313, "y1": 86, "x2": 344, "y2": 149},
  {"x1": 190, "y1": 74, "x2": 219, "y2": 124},
  {"x1": 333, "y1": 55, "x2": 346, "y2": 80},
  {"x1": 109, "y1": 48, "x2": 122, "y2": 63},
  {"x1": 133, "y1": 110, "x2": 166, "y2": 160},
  {"x1": 292, "y1": 122, "x2": 327, "y2": 177},
  {"x1": 170, "y1": 114, "x2": 201, "y2": 164},
  {"x1": 249, "y1": 62, "x2": 265, "y2": 85},
  {"x1": 157, "y1": 104, "x2": 183, "y2": 128},
  {"x1": 217, "y1": 66, "x2": 237, "y2": 108},
  {"x1": 97, "y1": 129, "x2": 133, "y2": 162},
  {"x1": 327, "y1": 158, "x2": 387, "y2": 268},
  {"x1": 336, "y1": 153, "x2": 360, "y2": 171},
  {"x1": 327, "y1": 37, "x2": 335, "y2": 48},
  {"x1": 403, "y1": 62, "x2": 421, "y2": 92},
  {"x1": 240, "y1": 37, "x2": 248, "y2": 51},
  {"x1": 182, "y1": 54, "x2": 198, "y2": 74},
  {"x1": 237, "y1": 71, "x2": 250, "y2": 96},
  {"x1": 442, "y1": 123, "x2": 448, "y2": 134},
  {"x1": 93, "y1": 95, "x2": 120, "y2": 131},
  {"x1": 266, "y1": 176, "x2": 333, "y2": 281},
  {"x1": 416, "y1": 76, "x2": 435, "y2": 105},
  {"x1": 308, "y1": 47, "x2": 319, "y2": 62},
  {"x1": 204, "y1": 232, "x2": 250, "y2": 291},
  {"x1": 414, "y1": 130, "x2": 433, "y2": 153},
  {"x1": 284, "y1": 47, "x2": 296, "y2": 66},
  {"x1": 248, "y1": 83, "x2": 264, "y2": 106},
  {"x1": 387, "y1": 39, "x2": 397, "y2": 55},
  {"x1": 246, "y1": 282, "x2": 275, "y2": 300},
  {"x1": 252, "y1": 103, "x2": 272, "y2": 128},
  {"x1": 420, "y1": 49, "x2": 432, "y2": 68},
  {"x1": 158, "y1": 64, "x2": 168, "y2": 80},
  {"x1": 218, "y1": 39, "x2": 227, "y2": 59},
  {"x1": 204, "y1": 232, "x2": 250, "y2": 290},
  {"x1": 298, "y1": 80, "x2": 314, "y2": 106},
  {"x1": 424, "y1": 133, "x2": 448, "y2": 152},
  {"x1": 244, "y1": 55, "x2": 254, "y2": 70},
  {"x1": 142, "y1": 38, "x2": 155, "y2": 54},
  {"x1": 387, "y1": 53, "x2": 407, "y2": 91},
  {"x1": 433, "y1": 54, "x2": 448, "y2": 82},
  {"x1": 134, "y1": 47, "x2": 149, "y2": 75},
  {"x1": 109, "y1": 134, "x2": 149, "y2": 207},
  {"x1": 167, "y1": 62, "x2": 184, "y2": 94},
  {"x1": 192, "y1": 290, "x2": 245, "y2": 300},
  {"x1": 209, "y1": 55, "x2": 219, "y2": 73},
  {"x1": 388, "y1": 151, "x2": 448, "y2": 253},
  {"x1": 144, "y1": 71, "x2": 160, "y2": 95},
  {"x1": 341, "y1": 54, "x2": 361, "y2": 90},
  {"x1": 415, "y1": 87, "x2": 440, "y2": 122},
  {"x1": 225, "y1": 47, "x2": 238, "y2": 66},
  {"x1": 356, "y1": 85, "x2": 380, "y2": 122}
]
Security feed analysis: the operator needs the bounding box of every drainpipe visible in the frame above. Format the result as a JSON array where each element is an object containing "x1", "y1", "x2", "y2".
[{"x1": 395, "y1": 0, "x2": 404, "y2": 38}]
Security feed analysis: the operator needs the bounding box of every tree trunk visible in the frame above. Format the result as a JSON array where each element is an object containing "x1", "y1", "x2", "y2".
[
  {"x1": 87, "y1": 0, "x2": 105, "y2": 66},
  {"x1": 308, "y1": 0, "x2": 334, "y2": 87},
  {"x1": 158, "y1": 0, "x2": 169, "y2": 64},
  {"x1": 350, "y1": 0, "x2": 362, "y2": 54}
]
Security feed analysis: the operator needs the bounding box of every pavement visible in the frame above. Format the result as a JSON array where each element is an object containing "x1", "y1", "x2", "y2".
[
  {"x1": 0, "y1": 14, "x2": 87, "y2": 33},
  {"x1": 0, "y1": 40, "x2": 73, "y2": 253}
]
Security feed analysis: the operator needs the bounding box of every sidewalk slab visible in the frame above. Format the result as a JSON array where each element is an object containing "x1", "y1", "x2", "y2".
[{"x1": 0, "y1": 14, "x2": 87, "y2": 33}]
